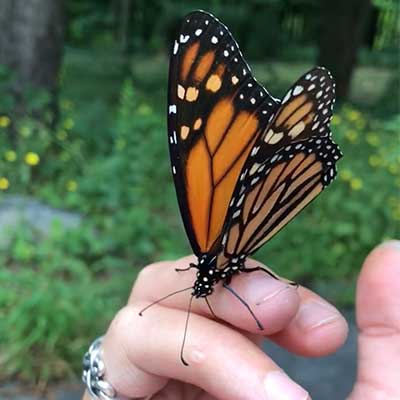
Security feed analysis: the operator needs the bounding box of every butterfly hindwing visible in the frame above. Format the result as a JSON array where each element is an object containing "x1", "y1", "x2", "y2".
[
  {"x1": 168, "y1": 10, "x2": 280, "y2": 256},
  {"x1": 221, "y1": 67, "x2": 340, "y2": 259},
  {"x1": 222, "y1": 136, "x2": 342, "y2": 257}
]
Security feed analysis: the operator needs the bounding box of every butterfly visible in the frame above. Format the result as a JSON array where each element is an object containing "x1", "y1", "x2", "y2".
[{"x1": 140, "y1": 10, "x2": 342, "y2": 365}]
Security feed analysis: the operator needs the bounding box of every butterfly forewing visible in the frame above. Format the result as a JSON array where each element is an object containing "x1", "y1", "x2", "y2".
[
  {"x1": 261, "y1": 66, "x2": 335, "y2": 148},
  {"x1": 168, "y1": 10, "x2": 280, "y2": 256}
]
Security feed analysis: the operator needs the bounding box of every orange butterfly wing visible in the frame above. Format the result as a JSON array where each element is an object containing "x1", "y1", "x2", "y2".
[{"x1": 168, "y1": 11, "x2": 280, "y2": 256}]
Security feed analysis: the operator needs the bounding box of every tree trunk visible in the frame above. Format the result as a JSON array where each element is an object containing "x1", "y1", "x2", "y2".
[
  {"x1": 0, "y1": 0, "x2": 65, "y2": 129},
  {"x1": 317, "y1": 0, "x2": 372, "y2": 100}
]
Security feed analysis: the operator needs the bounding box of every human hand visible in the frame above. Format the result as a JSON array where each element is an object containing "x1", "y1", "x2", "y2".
[
  {"x1": 347, "y1": 240, "x2": 400, "y2": 399},
  {"x1": 83, "y1": 255, "x2": 349, "y2": 400}
]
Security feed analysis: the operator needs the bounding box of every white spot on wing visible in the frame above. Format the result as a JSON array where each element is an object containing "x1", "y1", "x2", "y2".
[
  {"x1": 282, "y1": 90, "x2": 292, "y2": 104},
  {"x1": 308, "y1": 84, "x2": 316, "y2": 91},
  {"x1": 195, "y1": 29, "x2": 202, "y2": 36},
  {"x1": 173, "y1": 41, "x2": 179, "y2": 55},
  {"x1": 233, "y1": 210, "x2": 241, "y2": 219},
  {"x1": 180, "y1": 34, "x2": 189, "y2": 43},
  {"x1": 251, "y1": 146, "x2": 260, "y2": 156},
  {"x1": 211, "y1": 36, "x2": 218, "y2": 44},
  {"x1": 169, "y1": 104, "x2": 177, "y2": 114},
  {"x1": 293, "y1": 85, "x2": 304, "y2": 95}
]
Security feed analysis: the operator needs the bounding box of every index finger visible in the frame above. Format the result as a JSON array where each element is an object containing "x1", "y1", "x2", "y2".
[{"x1": 131, "y1": 255, "x2": 300, "y2": 335}]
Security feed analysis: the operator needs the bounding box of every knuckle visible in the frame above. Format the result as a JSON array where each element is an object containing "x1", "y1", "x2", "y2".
[{"x1": 109, "y1": 305, "x2": 137, "y2": 336}]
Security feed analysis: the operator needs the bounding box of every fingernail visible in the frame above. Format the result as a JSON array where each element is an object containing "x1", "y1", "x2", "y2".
[
  {"x1": 296, "y1": 300, "x2": 341, "y2": 331},
  {"x1": 381, "y1": 240, "x2": 400, "y2": 251},
  {"x1": 241, "y1": 273, "x2": 291, "y2": 305},
  {"x1": 264, "y1": 371, "x2": 310, "y2": 400}
]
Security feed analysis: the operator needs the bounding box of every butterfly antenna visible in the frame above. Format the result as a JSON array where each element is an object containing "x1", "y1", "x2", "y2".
[
  {"x1": 138, "y1": 286, "x2": 193, "y2": 316},
  {"x1": 205, "y1": 297, "x2": 218, "y2": 319},
  {"x1": 180, "y1": 294, "x2": 194, "y2": 366},
  {"x1": 223, "y1": 283, "x2": 264, "y2": 330}
]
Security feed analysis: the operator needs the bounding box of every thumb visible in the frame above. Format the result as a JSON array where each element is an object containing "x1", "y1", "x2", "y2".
[{"x1": 348, "y1": 241, "x2": 400, "y2": 400}]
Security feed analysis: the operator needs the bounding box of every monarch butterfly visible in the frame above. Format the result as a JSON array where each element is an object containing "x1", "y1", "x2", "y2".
[{"x1": 140, "y1": 10, "x2": 342, "y2": 365}]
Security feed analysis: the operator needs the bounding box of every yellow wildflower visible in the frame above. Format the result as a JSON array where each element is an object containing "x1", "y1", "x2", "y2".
[
  {"x1": 346, "y1": 109, "x2": 361, "y2": 121},
  {"x1": 350, "y1": 178, "x2": 363, "y2": 191},
  {"x1": 24, "y1": 152, "x2": 40, "y2": 166},
  {"x1": 0, "y1": 177, "x2": 9, "y2": 190},
  {"x1": 366, "y1": 133, "x2": 380, "y2": 147},
  {"x1": 66, "y1": 180, "x2": 78, "y2": 192},
  {"x1": 138, "y1": 104, "x2": 152, "y2": 116},
  {"x1": 5, "y1": 150, "x2": 17, "y2": 162},
  {"x1": 0, "y1": 116, "x2": 11, "y2": 128},
  {"x1": 355, "y1": 119, "x2": 366, "y2": 130},
  {"x1": 63, "y1": 118, "x2": 74, "y2": 130},
  {"x1": 388, "y1": 163, "x2": 399, "y2": 175},
  {"x1": 345, "y1": 129, "x2": 358, "y2": 143},
  {"x1": 368, "y1": 155, "x2": 382, "y2": 167},
  {"x1": 331, "y1": 115, "x2": 342, "y2": 126},
  {"x1": 339, "y1": 169, "x2": 352, "y2": 181}
]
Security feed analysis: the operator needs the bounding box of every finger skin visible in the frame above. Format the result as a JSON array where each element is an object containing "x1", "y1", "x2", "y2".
[
  {"x1": 133, "y1": 255, "x2": 347, "y2": 356},
  {"x1": 348, "y1": 241, "x2": 400, "y2": 400},
  {"x1": 101, "y1": 303, "x2": 308, "y2": 400},
  {"x1": 131, "y1": 255, "x2": 300, "y2": 335},
  {"x1": 269, "y1": 286, "x2": 348, "y2": 357}
]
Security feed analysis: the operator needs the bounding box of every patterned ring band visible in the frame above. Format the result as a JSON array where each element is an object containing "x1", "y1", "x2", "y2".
[{"x1": 82, "y1": 336, "x2": 133, "y2": 400}]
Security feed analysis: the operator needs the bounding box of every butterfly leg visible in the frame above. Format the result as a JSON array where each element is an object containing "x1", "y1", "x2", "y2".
[
  {"x1": 243, "y1": 266, "x2": 299, "y2": 288},
  {"x1": 175, "y1": 263, "x2": 197, "y2": 272},
  {"x1": 205, "y1": 297, "x2": 218, "y2": 319},
  {"x1": 223, "y1": 283, "x2": 264, "y2": 330}
]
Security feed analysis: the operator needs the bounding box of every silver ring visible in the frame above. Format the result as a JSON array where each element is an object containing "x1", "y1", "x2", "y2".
[
  {"x1": 83, "y1": 336, "x2": 130, "y2": 400},
  {"x1": 82, "y1": 336, "x2": 116, "y2": 399},
  {"x1": 82, "y1": 336, "x2": 154, "y2": 400}
]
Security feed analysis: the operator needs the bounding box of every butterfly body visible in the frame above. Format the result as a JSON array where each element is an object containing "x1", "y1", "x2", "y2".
[{"x1": 192, "y1": 253, "x2": 247, "y2": 297}]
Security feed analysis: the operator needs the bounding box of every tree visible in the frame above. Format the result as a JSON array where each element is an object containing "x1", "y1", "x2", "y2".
[
  {"x1": 317, "y1": 0, "x2": 372, "y2": 100},
  {"x1": 0, "y1": 0, "x2": 65, "y2": 129}
]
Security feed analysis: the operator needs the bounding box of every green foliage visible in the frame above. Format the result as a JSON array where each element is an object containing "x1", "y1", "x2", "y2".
[
  {"x1": 0, "y1": 223, "x2": 132, "y2": 385},
  {"x1": 64, "y1": 0, "x2": 399, "y2": 58}
]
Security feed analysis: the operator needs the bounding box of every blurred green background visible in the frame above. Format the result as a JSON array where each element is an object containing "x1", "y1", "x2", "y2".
[{"x1": 0, "y1": 0, "x2": 399, "y2": 386}]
